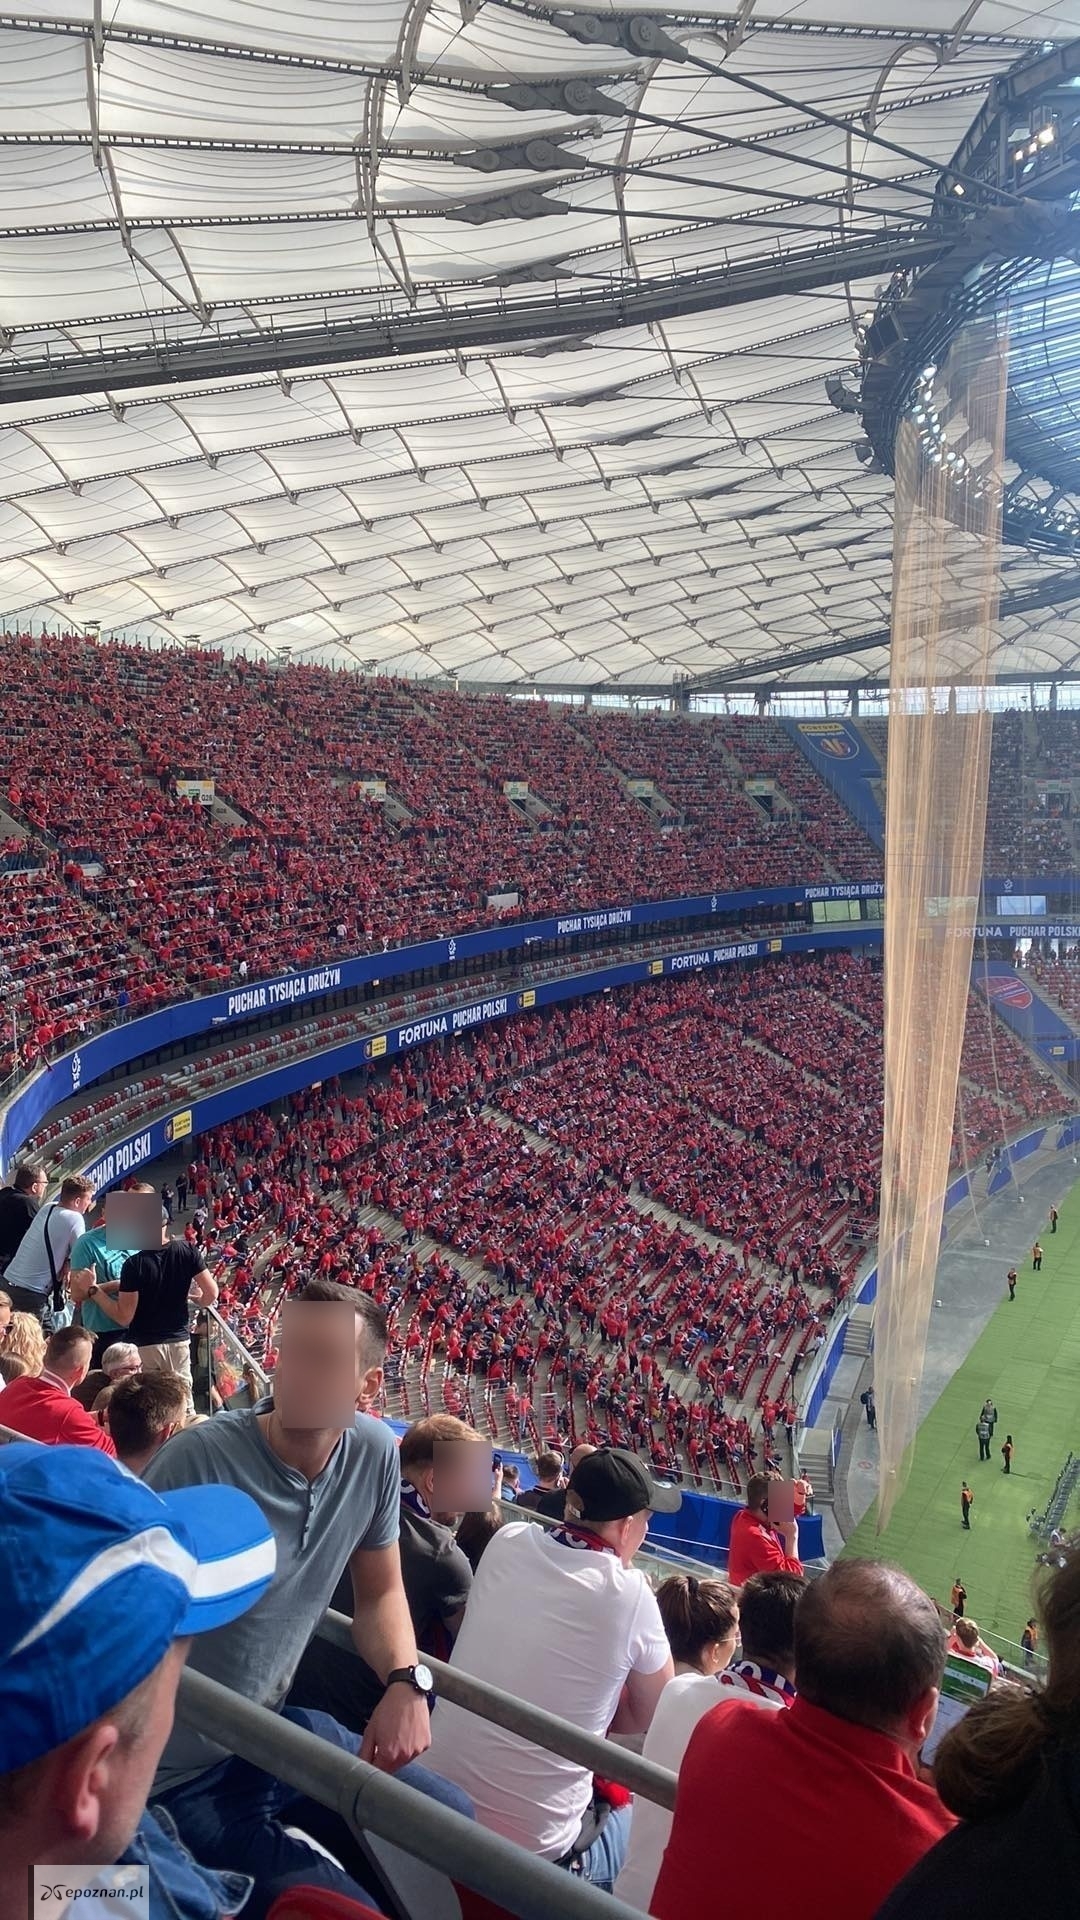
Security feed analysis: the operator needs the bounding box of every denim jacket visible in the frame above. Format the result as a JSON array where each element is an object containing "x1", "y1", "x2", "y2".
[{"x1": 117, "y1": 1806, "x2": 253, "y2": 1919}]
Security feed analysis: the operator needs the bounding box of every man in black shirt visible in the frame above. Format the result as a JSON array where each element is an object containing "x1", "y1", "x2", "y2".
[
  {"x1": 535, "y1": 1443, "x2": 598, "y2": 1517},
  {"x1": 515, "y1": 1448, "x2": 566, "y2": 1513},
  {"x1": 288, "y1": 1411, "x2": 478, "y2": 1734},
  {"x1": 0, "y1": 1162, "x2": 47, "y2": 1275},
  {"x1": 69, "y1": 1220, "x2": 216, "y2": 1411}
]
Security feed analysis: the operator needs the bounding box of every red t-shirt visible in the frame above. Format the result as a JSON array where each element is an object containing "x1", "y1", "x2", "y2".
[
  {"x1": 726, "y1": 1507, "x2": 803, "y2": 1588},
  {"x1": 0, "y1": 1374, "x2": 117, "y2": 1456},
  {"x1": 651, "y1": 1696, "x2": 955, "y2": 1920}
]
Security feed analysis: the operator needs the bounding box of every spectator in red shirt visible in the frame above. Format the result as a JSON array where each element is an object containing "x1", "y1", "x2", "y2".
[
  {"x1": 651, "y1": 1559, "x2": 955, "y2": 1920},
  {"x1": 726, "y1": 1474, "x2": 803, "y2": 1588},
  {"x1": 0, "y1": 1325, "x2": 116, "y2": 1456}
]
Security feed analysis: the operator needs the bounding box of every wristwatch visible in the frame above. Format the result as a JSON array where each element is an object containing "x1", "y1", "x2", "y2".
[{"x1": 386, "y1": 1663, "x2": 435, "y2": 1700}]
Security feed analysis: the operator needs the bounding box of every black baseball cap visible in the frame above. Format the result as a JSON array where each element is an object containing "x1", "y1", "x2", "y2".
[{"x1": 565, "y1": 1447, "x2": 682, "y2": 1523}]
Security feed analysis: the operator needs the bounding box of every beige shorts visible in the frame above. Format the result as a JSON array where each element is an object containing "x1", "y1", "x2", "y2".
[{"x1": 138, "y1": 1338, "x2": 194, "y2": 1409}]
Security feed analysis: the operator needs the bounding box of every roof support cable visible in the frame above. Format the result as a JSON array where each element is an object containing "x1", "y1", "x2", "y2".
[{"x1": 677, "y1": 46, "x2": 1025, "y2": 209}]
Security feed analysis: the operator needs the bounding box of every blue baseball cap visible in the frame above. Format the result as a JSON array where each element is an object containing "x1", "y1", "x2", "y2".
[{"x1": 0, "y1": 1443, "x2": 277, "y2": 1772}]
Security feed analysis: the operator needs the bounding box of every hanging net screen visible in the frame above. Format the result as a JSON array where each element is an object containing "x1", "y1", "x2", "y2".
[{"x1": 875, "y1": 322, "x2": 1008, "y2": 1527}]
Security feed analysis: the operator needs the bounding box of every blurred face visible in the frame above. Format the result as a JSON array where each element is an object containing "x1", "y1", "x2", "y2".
[
  {"x1": 0, "y1": 1297, "x2": 11, "y2": 1335},
  {"x1": 273, "y1": 1300, "x2": 374, "y2": 1434},
  {"x1": 424, "y1": 1439, "x2": 494, "y2": 1523}
]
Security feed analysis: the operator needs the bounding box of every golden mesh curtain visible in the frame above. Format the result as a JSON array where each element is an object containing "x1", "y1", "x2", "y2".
[{"x1": 875, "y1": 324, "x2": 1007, "y2": 1527}]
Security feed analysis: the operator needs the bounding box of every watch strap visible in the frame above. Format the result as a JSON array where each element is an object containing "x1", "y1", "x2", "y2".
[{"x1": 386, "y1": 1665, "x2": 432, "y2": 1697}]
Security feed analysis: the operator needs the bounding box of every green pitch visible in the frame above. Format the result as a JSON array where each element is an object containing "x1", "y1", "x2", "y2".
[{"x1": 844, "y1": 1186, "x2": 1080, "y2": 1645}]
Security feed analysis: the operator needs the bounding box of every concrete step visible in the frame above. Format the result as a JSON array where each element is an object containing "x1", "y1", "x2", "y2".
[{"x1": 843, "y1": 1307, "x2": 875, "y2": 1358}]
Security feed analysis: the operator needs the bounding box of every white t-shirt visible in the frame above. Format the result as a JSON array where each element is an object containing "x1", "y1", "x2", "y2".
[
  {"x1": 616, "y1": 1671, "x2": 786, "y2": 1913},
  {"x1": 2, "y1": 1203, "x2": 86, "y2": 1297},
  {"x1": 425, "y1": 1522, "x2": 670, "y2": 1860}
]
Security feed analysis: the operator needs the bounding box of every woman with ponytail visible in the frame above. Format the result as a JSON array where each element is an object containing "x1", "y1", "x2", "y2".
[
  {"x1": 877, "y1": 1538, "x2": 1080, "y2": 1917},
  {"x1": 615, "y1": 1574, "x2": 739, "y2": 1912}
]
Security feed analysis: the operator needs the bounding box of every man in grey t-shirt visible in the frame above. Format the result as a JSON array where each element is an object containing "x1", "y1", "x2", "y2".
[{"x1": 146, "y1": 1280, "x2": 471, "y2": 1916}]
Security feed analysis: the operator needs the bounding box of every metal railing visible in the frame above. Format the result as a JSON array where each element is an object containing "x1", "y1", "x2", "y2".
[
  {"x1": 175, "y1": 1668, "x2": 646, "y2": 1920},
  {"x1": 316, "y1": 1610, "x2": 676, "y2": 1812}
]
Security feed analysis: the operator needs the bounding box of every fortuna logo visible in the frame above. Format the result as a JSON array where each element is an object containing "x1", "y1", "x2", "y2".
[
  {"x1": 71, "y1": 1051, "x2": 82, "y2": 1090},
  {"x1": 985, "y1": 975, "x2": 1033, "y2": 1011}
]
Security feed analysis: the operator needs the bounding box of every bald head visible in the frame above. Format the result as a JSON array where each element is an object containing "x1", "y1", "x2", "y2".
[{"x1": 795, "y1": 1559, "x2": 945, "y2": 1736}]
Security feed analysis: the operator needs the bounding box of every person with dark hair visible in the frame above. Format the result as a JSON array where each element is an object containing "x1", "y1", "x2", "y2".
[
  {"x1": 500, "y1": 1462, "x2": 521, "y2": 1503},
  {"x1": 143, "y1": 1277, "x2": 471, "y2": 1916},
  {"x1": 534, "y1": 1442, "x2": 597, "y2": 1517},
  {"x1": 652, "y1": 1559, "x2": 954, "y2": 1920},
  {"x1": 878, "y1": 1541, "x2": 1080, "y2": 1919},
  {"x1": 726, "y1": 1473, "x2": 802, "y2": 1587},
  {"x1": 455, "y1": 1504, "x2": 505, "y2": 1572},
  {"x1": 654, "y1": 1574, "x2": 740, "y2": 1675},
  {"x1": 2, "y1": 1174, "x2": 94, "y2": 1322},
  {"x1": 616, "y1": 1576, "x2": 740, "y2": 1911},
  {"x1": 1001, "y1": 1435, "x2": 1014, "y2": 1476},
  {"x1": 715, "y1": 1569, "x2": 803, "y2": 1708},
  {"x1": 71, "y1": 1210, "x2": 216, "y2": 1410},
  {"x1": 0, "y1": 1160, "x2": 46, "y2": 1274},
  {"x1": 0, "y1": 1351, "x2": 29, "y2": 1387},
  {"x1": 0, "y1": 1324, "x2": 116, "y2": 1454},
  {"x1": 961, "y1": 1482, "x2": 974, "y2": 1529},
  {"x1": 106, "y1": 1372, "x2": 189, "y2": 1475},
  {"x1": 289, "y1": 1409, "x2": 480, "y2": 1731},
  {"x1": 515, "y1": 1448, "x2": 565, "y2": 1512},
  {"x1": 68, "y1": 1184, "x2": 157, "y2": 1369}
]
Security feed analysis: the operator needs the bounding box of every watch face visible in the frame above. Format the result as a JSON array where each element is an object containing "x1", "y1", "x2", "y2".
[{"x1": 413, "y1": 1663, "x2": 434, "y2": 1694}]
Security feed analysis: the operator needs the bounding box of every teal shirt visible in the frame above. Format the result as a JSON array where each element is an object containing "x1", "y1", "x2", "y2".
[{"x1": 68, "y1": 1227, "x2": 137, "y2": 1334}]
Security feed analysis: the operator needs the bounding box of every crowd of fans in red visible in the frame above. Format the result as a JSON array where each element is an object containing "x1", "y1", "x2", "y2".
[
  {"x1": 863, "y1": 710, "x2": 1076, "y2": 876},
  {"x1": 8, "y1": 632, "x2": 1080, "y2": 1092},
  {"x1": 161, "y1": 953, "x2": 1062, "y2": 1493},
  {"x1": 2, "y1": 631, "x2": 889, "y2": 1081}
]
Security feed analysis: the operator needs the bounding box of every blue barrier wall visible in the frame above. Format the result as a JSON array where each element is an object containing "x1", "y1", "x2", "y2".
[
  {"x1": 7, "y1": 920, "x2": 885, "y2": 1180},
  {"x1": 1, "y1": 879, "x2": 885, "y2": 1167},
  {"x1": 972, "y1": 959, "x2": 1080, "y2": 1065}
]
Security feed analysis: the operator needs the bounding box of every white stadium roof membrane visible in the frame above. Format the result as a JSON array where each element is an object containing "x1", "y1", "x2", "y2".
[{"x1": 3, "y1": 2, "x2": 1080, "y2": 689}]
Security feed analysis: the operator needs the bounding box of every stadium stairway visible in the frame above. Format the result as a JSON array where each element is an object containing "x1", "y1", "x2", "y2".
[{"x1": 843, "y1": 1307, "x2": 875, "y2": 1357}]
